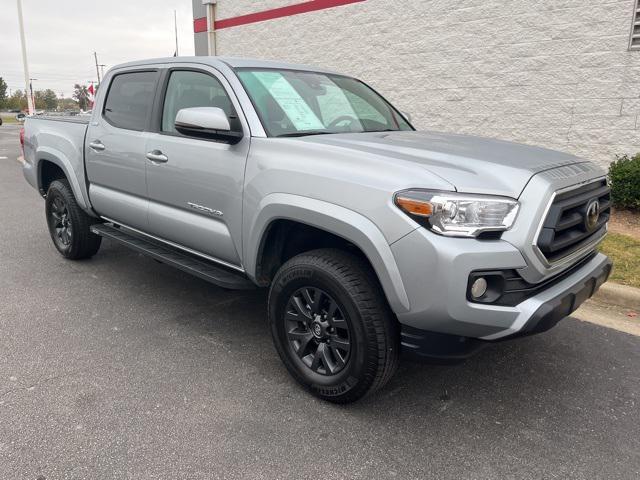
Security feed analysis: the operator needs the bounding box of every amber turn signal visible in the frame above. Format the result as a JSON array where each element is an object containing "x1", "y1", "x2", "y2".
[{"x1": 395, "y1": 196, "x2": 434, "y2": 217}]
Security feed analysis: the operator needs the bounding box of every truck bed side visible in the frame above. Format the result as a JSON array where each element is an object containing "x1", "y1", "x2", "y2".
[{"x1": 22, "y1": 116, "x2": 94, "y2": 212}]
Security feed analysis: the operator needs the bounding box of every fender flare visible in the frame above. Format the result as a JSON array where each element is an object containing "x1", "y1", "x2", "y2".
[
  {"x1": 244, "y1": 193, "x2": 411, "y2": 313},
  {"x1": 36, "y1": 146, "x2": 91, "y2": 211}
]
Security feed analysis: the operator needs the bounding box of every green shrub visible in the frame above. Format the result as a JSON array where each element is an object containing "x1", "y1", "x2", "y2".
[{"x1": 609, "y1": 153, "x2": 640, "y2": 210}]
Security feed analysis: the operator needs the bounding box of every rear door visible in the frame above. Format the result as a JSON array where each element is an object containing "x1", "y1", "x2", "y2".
[
  {"x1": 85, "y1": 69, "x2": 159, "y2": 230},
  {"x1": 143, "y1": 67, "x2": 250, "y2": 268}
]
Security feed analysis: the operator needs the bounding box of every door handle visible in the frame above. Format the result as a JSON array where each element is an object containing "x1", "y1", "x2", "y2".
[
  {"x1": 89, "y1": 140, "x2": 105, "y2": 151},
  {"x1": 146, "y1": 150, "x2": 168, "y2": 163}
]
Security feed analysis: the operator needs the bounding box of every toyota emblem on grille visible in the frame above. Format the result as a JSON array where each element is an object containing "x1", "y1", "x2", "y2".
[{"x1": 585, "y1": 199, "x2": 600, "y2": 231}]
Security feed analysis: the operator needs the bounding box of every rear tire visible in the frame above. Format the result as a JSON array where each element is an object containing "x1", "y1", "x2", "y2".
[
  {"x1": 268, "y1": 248, "x2": 399, "y2": 403},
  {"x1": 45, "y1": 179, "x2": 101, "y2": 259}
]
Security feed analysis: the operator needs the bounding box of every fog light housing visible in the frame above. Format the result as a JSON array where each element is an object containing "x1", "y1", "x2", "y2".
[
  {"x1": 467, "y1": 272, "x2": 507, "y2": 304},
  {"x1": 470, "y1": 277, "x2": 488, "y2": 299}
]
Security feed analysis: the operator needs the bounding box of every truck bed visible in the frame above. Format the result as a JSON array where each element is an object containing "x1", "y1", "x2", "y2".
[
  {"x1": 33, "y1": 115, "x2": 91, "y2": 124},
  {"x1": 23, "y1": 115, "x2": 92, "y2": 210}
]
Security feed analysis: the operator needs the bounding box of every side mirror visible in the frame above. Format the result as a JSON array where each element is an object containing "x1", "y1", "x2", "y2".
[
  {"x1": 174, "y1": 107, "x2": 243, "y2": 144},
  {"x1": 401, "y1": 111, "x2": 412, "y2": 123}
]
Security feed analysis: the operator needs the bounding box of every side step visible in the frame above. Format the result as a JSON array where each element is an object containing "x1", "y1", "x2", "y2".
[{"x1": 90, "y1": 223, "x2": 256, "y2": 290}]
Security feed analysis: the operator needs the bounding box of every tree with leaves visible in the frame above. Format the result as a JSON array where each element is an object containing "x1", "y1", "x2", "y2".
[
  {"x1": 33, "y1": 90, "x2": 58, "y2": 110},
  {"x1": 0, "y1": 77, "x2": 7, "y2": 109},
  {"x1": 7, "y1": 90, "x2": 27, "y2": 111},
  {"x1": 58, "y1": 97, "x2": 79, "y2": 111},
  {"x1": 73, "y1": 84, "x2": 90, "y2": 111},
  {"x1": 41, "y1": 89, "x2": 58, "y2": 110}
]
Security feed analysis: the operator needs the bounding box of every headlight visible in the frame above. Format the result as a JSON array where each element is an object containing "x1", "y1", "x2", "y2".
[{"x1": 394, "y1": 190, "x2": 519, "y2": 238}]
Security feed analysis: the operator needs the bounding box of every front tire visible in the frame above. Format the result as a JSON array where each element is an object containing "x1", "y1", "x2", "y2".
[
  {"x1": 45, "y1": 179, "x2": 101, "y2": 259},
  {"x1": 268, "y1": 249, "x2": 399, "y2": 403}
]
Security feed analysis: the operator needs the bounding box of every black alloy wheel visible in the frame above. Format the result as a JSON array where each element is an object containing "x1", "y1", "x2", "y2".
[
  {"x1": 285, "y1": 287, "x2": 351, "y2": 375},
  {"x1": 45, "y1": 179, "x2": 102, "y2": 259},
  {"x1": 49, "y1": 195, "x2": 73, "y2": 248},
  {"x1": 269, "y1": 248, "x2": 399, "y2": 404}
]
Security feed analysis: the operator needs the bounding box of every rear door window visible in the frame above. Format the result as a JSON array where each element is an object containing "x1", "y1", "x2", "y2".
[{"x1": 103, "y1": 71, "x2": 158, "y2": 131}]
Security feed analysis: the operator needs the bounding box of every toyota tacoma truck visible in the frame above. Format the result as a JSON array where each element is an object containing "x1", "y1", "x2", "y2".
[{"x1": 22, "y1": 57, "x2": 612, "y2": 403}]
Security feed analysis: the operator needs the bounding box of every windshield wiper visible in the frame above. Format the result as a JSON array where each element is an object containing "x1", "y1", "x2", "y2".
[
  {"x1": 275, "y1": 130, "x2": 335, "y2": 138},
  {"x1": 276, "y1": 129, "x2": 400, "y2": 138}
]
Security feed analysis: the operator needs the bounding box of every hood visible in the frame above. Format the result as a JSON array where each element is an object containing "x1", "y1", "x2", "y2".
[{"x1": 297, "y1": 130, "x2": 589, "y2": 198}]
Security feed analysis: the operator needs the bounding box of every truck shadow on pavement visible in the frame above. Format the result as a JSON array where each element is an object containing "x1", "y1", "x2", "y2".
[{"x1": 89, "y1": 243, "x2": 638, "y2": 451}]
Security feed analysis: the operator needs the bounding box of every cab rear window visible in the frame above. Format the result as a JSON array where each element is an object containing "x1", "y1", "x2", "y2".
[{"x1": 103, "y1": 71, "x2": 158, "y2": 131}]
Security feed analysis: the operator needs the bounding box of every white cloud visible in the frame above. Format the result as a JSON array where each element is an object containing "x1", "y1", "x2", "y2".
[{"x1": 1, "y1": 0, "x2": 195, "y2": 96}]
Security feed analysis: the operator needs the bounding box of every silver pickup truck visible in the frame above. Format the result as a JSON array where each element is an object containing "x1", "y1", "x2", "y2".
[{"x1": 23, "y1": 57, "x2": 612, "y2": 403}]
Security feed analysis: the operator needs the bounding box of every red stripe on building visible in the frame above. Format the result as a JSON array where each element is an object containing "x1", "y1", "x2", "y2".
[
  {"x1": 193, "y1": 0, "x2": 365, "y2": 32},
  {"x1": 194, "y1": 16, "x2": 208, "y2": 33}
]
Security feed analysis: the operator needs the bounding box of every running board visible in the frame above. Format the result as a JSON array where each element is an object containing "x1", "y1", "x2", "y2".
[{"x1": 90, "y1": 223, "x2": 256, "y2": 290}]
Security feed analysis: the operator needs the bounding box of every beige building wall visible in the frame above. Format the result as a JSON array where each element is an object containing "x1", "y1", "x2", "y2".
[{"x1": 208, "y1": 0, "x2": 639, "y2": 168}]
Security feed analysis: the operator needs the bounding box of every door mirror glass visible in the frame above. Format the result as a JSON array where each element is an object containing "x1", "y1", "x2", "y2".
[{"x1": 174, "y1": 107, "x2": 242, "y2": 144}]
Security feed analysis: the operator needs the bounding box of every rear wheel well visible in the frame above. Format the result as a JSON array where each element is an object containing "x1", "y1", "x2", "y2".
[
  {"x1": 256, "y1": 220, "x2": 373, "y2": 286},
  {"x1": 39, "y1": 160, "x2": 67, "y2": 196}
]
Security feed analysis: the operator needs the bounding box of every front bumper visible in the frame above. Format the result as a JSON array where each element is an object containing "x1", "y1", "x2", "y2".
[
  {"x1": 400, "y1": 251, "x2": 611, "y2": 361},
  {"x1": 391, "y1": 227, "x2": 612, "y2": 340},
  {"x1": 489, "y1": 252, "x2": 611, "y2": 340}
]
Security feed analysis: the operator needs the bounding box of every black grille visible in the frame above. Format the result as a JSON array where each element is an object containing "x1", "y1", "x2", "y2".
[{"x1": 537, "y1": 179, "x2": 610, "y2": 263}]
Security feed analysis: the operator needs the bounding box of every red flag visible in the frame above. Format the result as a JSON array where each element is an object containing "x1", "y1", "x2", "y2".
[{"x1": 88, "y1": 83, "x2": 95, "y2": 96}]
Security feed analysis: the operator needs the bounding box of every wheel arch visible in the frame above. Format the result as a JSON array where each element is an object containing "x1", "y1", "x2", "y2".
[
  {"x1": 35, "y1": 149, "x2": 91, "y2": 211},
  {"x1": 245, "y1": 193, "x2": 411, "y2": 314}
]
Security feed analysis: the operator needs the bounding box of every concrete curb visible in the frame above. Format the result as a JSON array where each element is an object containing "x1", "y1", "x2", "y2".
[
  {"x1": 574, "y1": 301, "x2": 640, "y2": 337},
  {"x1": 594, "y1": 282, "x2": 640, "y2": 309}
]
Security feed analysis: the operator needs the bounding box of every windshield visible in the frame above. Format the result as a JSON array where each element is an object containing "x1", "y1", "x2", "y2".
[{"x1": 236, "y1": 68, "x2": 413, "y2": 137}]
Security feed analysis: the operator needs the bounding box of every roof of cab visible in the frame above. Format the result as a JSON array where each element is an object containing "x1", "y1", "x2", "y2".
[{"x1": 110, "y1": 56, "x2": 340, "y2": 75}]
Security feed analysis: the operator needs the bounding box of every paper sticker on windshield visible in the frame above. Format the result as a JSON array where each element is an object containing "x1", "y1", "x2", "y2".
[{"x1": 253, "y1": 72, "x2": 325, "y2": 131}]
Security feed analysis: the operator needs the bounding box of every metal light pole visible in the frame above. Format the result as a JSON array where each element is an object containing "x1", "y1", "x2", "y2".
[{"x1": 17, "y1": 0, "x2": 34, "y2": 115}]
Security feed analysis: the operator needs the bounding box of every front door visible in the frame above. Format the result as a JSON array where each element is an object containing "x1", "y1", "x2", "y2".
[
  {"x1": 144, "y1": 68, "x2": 250, "y2": 268},
  {"x1": 85, "y1": 70, "x2": 159, "y2": 230}
]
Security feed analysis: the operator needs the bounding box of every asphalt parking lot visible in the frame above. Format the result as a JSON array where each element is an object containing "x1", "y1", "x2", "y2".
[{"x1": 1, "y1": 124, "x2": 639, "y2": 479}]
